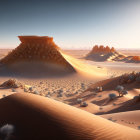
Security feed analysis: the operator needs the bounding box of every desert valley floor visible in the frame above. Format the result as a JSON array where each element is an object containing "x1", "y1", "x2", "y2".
[{"x1": 0, "y1": 48, "x2": 140, "y2": 140}]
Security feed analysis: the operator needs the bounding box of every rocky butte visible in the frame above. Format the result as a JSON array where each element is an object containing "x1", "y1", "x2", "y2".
[
  {"x1": 89, "y1": 45, "x2": 116, "y2": 54},
  {"x1": 0, "y1": 36, "x2": 75, "y2": 76},
  {"x1": 85, "y1": 45, "x2": 118, "y2": 62}
]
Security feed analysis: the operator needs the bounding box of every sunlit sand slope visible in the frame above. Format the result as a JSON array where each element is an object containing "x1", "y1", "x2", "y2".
[
  {"x1": 0, "y1": 93, "x2": 139, "y2": 140},
  {"x1": 101, "y1": 110, "x2": 140, "y2": 129},
  {"x1": 61, "y1": 51, "x2": 107, "y2": 78}
]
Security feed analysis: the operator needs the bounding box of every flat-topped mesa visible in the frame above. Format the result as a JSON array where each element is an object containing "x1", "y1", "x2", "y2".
[
  {"x1": 18, "y1": 36, "x2": 53, "y2": 44},
  {"x1": 0, "y1": 36, "x2": 75, "y2": 73},
  {"x1": 90, "y1": 45, "x2": 116, "y2": 54},
  {"x1": 18, "y1": 36, "x2": 59, "y2": 50}
]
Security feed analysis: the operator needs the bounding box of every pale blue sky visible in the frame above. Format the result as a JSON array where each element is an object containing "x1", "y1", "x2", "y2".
[{"x1": 0, "y1": 0, "x2": 140, "y2": 49}]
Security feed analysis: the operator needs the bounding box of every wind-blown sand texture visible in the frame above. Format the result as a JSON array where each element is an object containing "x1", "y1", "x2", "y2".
[
  {"x1": 101, "y1": 110, "x2": 140, "y2": 129},
  {"x1": 0, "y1": 93, "x2": 140, "y2": 140},
  {"x1": 0, "y1": 48, "x2": 139, "y2": 139}
]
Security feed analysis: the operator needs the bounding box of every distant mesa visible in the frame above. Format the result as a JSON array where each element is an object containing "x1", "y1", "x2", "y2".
[
  {"x1": 0, "y1": 36, "x2": 75, "y2": 77},
  {"x1": 89, "y1": 45, "x2": 116, "y2": 54},
  {"x1": 85, "y1": 45, "x2": 119, "y2": 62},
  {"x1": 86, "y1": 45, "x2": 140, "y2": 63}
]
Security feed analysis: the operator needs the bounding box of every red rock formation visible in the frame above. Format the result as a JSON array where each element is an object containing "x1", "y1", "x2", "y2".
[
  {"x1": 91, "y1": 45, "x2": 99, "y2": 53},
  {"x1": 104, "y1": 46, "x2": 110, "y2": 53},
  {"x1": 0, "y1": 36, "x2": 75, "y2": 72},
  {"x1": 90, "y1": 45, "x2": 116, "y2": 54},
  {"x1": 99, "y1": 45, "x2": 104, "y2": 52},
  {"x1": 111, "y1": 47, "x2": 115, "y2": 52},
  {"x1": 132, "y1": 56, "x2": 140, "y2": 61}
]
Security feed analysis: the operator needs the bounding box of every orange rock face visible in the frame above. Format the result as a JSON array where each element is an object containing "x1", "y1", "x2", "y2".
[
  {"x1": 132, "y1": 56, "x2": 140, "y2": 61},
  {"x1": 18, "y1": 36, "x2": 53, "y2": 44},
  {"x1": 0, "y1": 36, "x2": 74, "y2": 70},
  {"x1": 90, "y1": 45, "x2": 116, "y2": 54}
]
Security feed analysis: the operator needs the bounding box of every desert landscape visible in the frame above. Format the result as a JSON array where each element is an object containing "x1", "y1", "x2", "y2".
[
  {"x1": 0, "y1": 35, "x2": 139, "y2": 139},
  {"x1": 0, "y1": 0, "x2": 140, "y2": 139}
]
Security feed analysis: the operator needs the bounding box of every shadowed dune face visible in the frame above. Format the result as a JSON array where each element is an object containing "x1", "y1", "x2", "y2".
[
  {"x1": 0, "y1": 93, "x2": 139, "y2": 140},
  {"x1": 0, "y1": 36, "x2": 76, "y2": 77},
  {"x1": 79, "y1": 72, "x2": 140, "y2": 115}
]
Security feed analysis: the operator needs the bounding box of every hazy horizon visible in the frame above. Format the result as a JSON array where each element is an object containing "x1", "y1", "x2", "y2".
[{"x1": 0, "y1": 0, "x2": 140, "y2": 50}]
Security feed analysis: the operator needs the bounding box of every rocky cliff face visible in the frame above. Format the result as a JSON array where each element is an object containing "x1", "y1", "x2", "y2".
[
  {"x1": 85, "y1": 45, "x2": 118, "y2": 62},
  {"x1": 132, "y1": 56, "x2": 140, "y2": 61},
  {"x1": 90, "y1": 45, "x2": 116, "y2": 54},
  {"x1": 0, "y1": 36, "x2": 75, "y2": 74}
]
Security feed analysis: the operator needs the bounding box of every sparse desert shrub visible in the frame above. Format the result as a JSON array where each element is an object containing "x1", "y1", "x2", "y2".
[
  {"x1": 128, "y1": 75, "x2": 135, "y2": 81},
  {"x1": 81, "y1": 83, "x2": 85, "y2": 87},
  {"x1": 121, "y1": 90, "x2": 128, "y2": 95},
  {"x1": 112, "y1": 103, "x2": 116, "y2": 106},
  {"x1": 96, "y1": 86, "x2": 103, "y2": 92},
  {"x1": 119, "y1": 71, "x2": 140, "y2": 84},
  {"x1": 58, "y1": 89, "x2": 63, "y2": 94},
  {"x1": 45, "y1": 94, "x2": 51, "y2": 98},
  {"x1": 108, "y1": 117, "x2": 112, "y2": 121},
  {"x1": 47, "y1": 91, "x2": 51, "y2": 95},
  {"x1": 34, "y1": 90, "x2": 39, "y2": 95},
  {"x1": 99, "y1": 106, "x2": 103, "y2": 110},
  {"x1": 107, "y1": 117, "x2": 117, "y2": 122},
  {"x1": 57, "y1": 93, "x2": 63, "y2": 97},
  {"x1": 24, "y1": 88, "x2": 28, "y2": 92},
  {"x1": 3, "y1": 95, "x2": 6, "y2": 98},
  {"x1": 0, "y1": 79, "x2": 21, "y2": 88},
  {"x1": 116, "y1": 85, "x2": 127, "y2": 96},
  {"x1": 98, "y1": 95, "x2": 102, "y2": 97},
  {"x1": 80, "y1": 101, "x2": 88, "y2": 107},
  {"x1": 109, "y1": 93, "x2": 117, "y2": 100},
  {"x1": 136, "y1": 72, "x2": 140, "y2": 76},
  {"x1": 77, "y1": 98, "x2": 82, "y2": 104},
  {"x1": 137, "y1": 126, "x2": 140, "y2": 130},
  {"x1": 116, "y1": 85, "x2": 124, "y2": 92},
  {"x1": 12, "y1": 88, "x2": 16, "y2": 92},
  {"x1": 136, "y1": 77, "x2": 140, "y2": 83},
  {"x1": 0, "y1": 124, "x2": 15, "y2": 140},
  {"x1": 29, "y1": 87, "x2": 33, "y2": 92},
  {"x1": 74, "y1": 91, "x2": 78, "y2": 94}
]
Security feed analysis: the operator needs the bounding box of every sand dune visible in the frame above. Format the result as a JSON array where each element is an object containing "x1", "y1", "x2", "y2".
[
  {"x1": 0, "y1": 36, "x2": 108, "y2": 79},
  {"x1": 61, "y1": 51, "x2": 107, "y2": 79},
  {"x1": 0, "y1": 93, "x2": 139, "y2": 140},
  {"x1": 101, "y1": 110, "x2": 140, "y2": 129}
]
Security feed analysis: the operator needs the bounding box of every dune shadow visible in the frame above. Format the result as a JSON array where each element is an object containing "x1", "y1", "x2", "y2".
[
  {"x1": 95, "y1": 98, "x2": 140, "y2": 115},
  {"x1": 0, "y1": 62, "x2": 76, "y2": 79},
  {"x1": 91, "y1": 97, "x2": 109, "y2": 106}
]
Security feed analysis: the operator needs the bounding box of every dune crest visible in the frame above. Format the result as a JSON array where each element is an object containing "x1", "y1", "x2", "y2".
[
  {"x1": 61, "y1": 51, "x2": 107, "y2": 78},
  {"x1": 0, "y1": 93, "x2": 140, "y2": 140}
]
